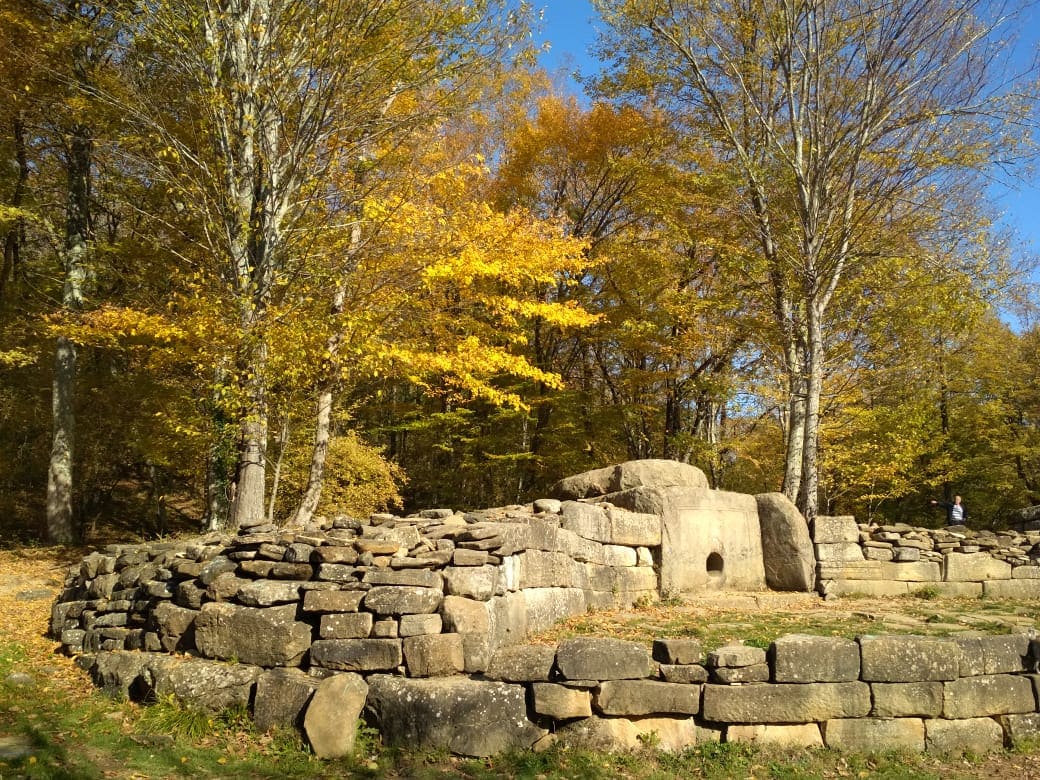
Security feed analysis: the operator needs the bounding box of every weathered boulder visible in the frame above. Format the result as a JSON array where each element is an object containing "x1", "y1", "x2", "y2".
[
  {"x1": 755, "y1": 493, "x2": 815, "y2": 591},
  {"x1": 771, "y1": 635, "x2": 859, "y2": 683},
  {"x1": 550, "y1": 466, "x2": 615, "y2": 500},
  {"x1": 550, "y1": 459, "x2": 708, "y2": 501},
  {"x1": 303, "y1": 673, "x2": 368, "y2": 758},
  {"x1": 153, "y1": 657, "x2": 261, "y2": 711},
  {"x1": 194, "y1": 602, "x2": 311, "y2": 667},
  {"x1": 365, "y1": 675, "x2": 545, "y2": 757},
  {"x1": 556, "y1": 637, "x2": 653, "y2": 681},
  {"x1": 253, "y1": 668, "x2": 318, "y2": 731}
]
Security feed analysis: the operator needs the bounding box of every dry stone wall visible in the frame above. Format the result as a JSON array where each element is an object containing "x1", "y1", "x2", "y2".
[{"x1": 815, "y1": 515, "x2": 1040, "y2": 598}]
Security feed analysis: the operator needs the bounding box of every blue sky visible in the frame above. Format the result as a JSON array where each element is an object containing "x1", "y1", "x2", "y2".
[{"x1": 536, "y1": 1, "x2": 1040, "y2": 281}]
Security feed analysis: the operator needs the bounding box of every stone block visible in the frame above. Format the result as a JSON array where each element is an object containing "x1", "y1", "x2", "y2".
[
  {"x1": 363, "y1": 586, "x2": 442, "y2": 616},
  {"x1": 440, "y1": 595, "x2": 491, "y2": 634},
  {"x1": 371, "y1": 619, "x2": 398, "y2": 638},
  {"x1": 399, "y1": 613, "x2": 442, "y2": 637},
  {"x1": 604, "y1": 506, "x2": 662, "y2": 546},
  {"x1": 713, "y1": 664, "x2": 769, "y2": 683},
  {"x1": 609, "y1": 459, "x2": 709, "y2": 494},
  {"x1": 403, "y1": 634, "x2": 465, "y2": 677},
  {"x1": 660, "y1": 664, "x2": 708, "y2": 684},
  {"x1": 310, "y1": 639, "x2": 403, "y2": 672},
  {"x1": 194, "y1": 602, "x2": 311, "y2": 667},
  {"x1": 816, "y1": 561, "x2": 884, "y2": 580},
  {"x1": 926, "y1": 717, "x2": 1004, "y2": 754},
  {"x1": 319, "y1": 612, "x2": 373, "y2": 639},
  {"x1": 653, "y1": 638, "x2": 702, "y2": 665},
  {"x1": 822, "y1": 718, "x2": 924, "y2": 752},
  {"x1": 1012, "y1": 565, "x2": 1040, "y2": 579},
  {"x1": 702, "y1": 682, "x2": 871, "y2": 723},
  {"x1": 302, "y1": 588, "x2": 365, "y2": 613},
  {"x1": 522, "y1": 587, "x2": 586, "y2": 633},
  {"x1": 154, "y1": 657, "x2": 260, "y2": 712},
  {"x1": 708, "y1": 644, "x2": 766, "y2": 668},
  {"x1": 892, "y1": 547, "x2": 921, "y2": 562},
  {"x1": 1000, "y1": 712, "x2": 1040, "y2": 744},
  {"x1": 603, "y1": 545, "x2": 638, "y2": 567},
  {"x1": 552, "y1": 715, "x2": 710, "y2": 753},
  {"x1": 303, "y1": 673, "x2": 368, "y2": 758},
  {"x1": 983, "y1": 579, "x2": 1040, "y2": 599},
  {"x1": 756, "y1": 493, "x2": 815, "y2": 591},
  {"x1": 518, "y1": 549, "x2": 584, "y2": 589},
  {"x1": 254, "y1": 668, "x2": 318, "y2": 731},
  {"x1": 313, "y1": 546, "x2": 358, "y2": 565},
  {"x1": 362, "y1": 569, "x2": 442, "y2": 588},
  {"x1": 595, "y1": 680, "x2": 700, "y2": 716},
  {"x1": 943, "y1": 674, "x2": 1036, "y2": 718},
  {"x1": 316, "y1": 564, "x2": 360, "y2": 583},
  {"x1": 953, "y1": 634, "x2": 1030, "y2": 676},
  {"x1": 812, "y1": 515, "x2": 860, "y2": 544},
  {"x1": 551, "y1": 467, "x2": 615, "y2": 500},
  {"x1": 531, "y1": 683, "x2": 592, "y2": 719},
  {"x1": 365, "y1": 675, "x2": 545, "y2": 757},
  {"x1": 864, "y1": 546, "x2": 895, "y2": 561},
  {"x1": 944, "y1": 553, "x2": 1012, "y2": 582},
  {"x1": 815, "y1": 543, "x2": 865, "y2": 563},
  {"x1": 485, "y1": 644, "x2": 556, "y2": 682},
  {"x1": 561, "y1": 502, "x2": 611, "y2": 542},
  {"x1": 236, "y1": 579, "x2": 302, "y2": 607},
  {"x1": 442, "y1": 565, "x2": 499, "y2": 600},
  {"x1": 726, "y1": 723, "x2": 823, "y2": 748},
  {"x1": 556, "y1": 637, "x2": 653, "y2": 681},
  {"x1": 883, "y1": 561, "x2": 942, "y2": 582},
  {"x1": 858, "y1": 635, "x2": 960, "y2": 682},
  {"x1": 870, "y1": 682, "x2": 943, "y2": 717},
  {"x1": 771, "y1": 634, "x2": 860, "y2": 683}
]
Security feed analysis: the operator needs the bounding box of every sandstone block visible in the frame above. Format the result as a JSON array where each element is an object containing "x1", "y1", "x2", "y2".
[
  {"x1": 812, "y1": 515, "x2": 860, "y2": 544},
  {"x1": 660, "y1": 664, "x2": 709, "y2": 684},
  {"x1": 653, "y1": 638, "x2": 702, "y2": 665},
  {"x1": 883, "y1": 561, "x2": 941, "y2": 582},
  {"x1": 1000, "y1": 712, "x2": 1040, "y2": 744},
  {"x1": 943, "y1": 674, "x2": 1036, "y2": 718},
  {"x1": 815, "y1": 543, "x2": 865, "y2": 563},
  {"x1": 362, "y1": 568, "x2": 442, "y2": 588},
  {"x1": 702, "y1": 682, "x2": 871, "y2": 723},
  {"x1": 604, "y1": 506, "x2": 662, "y2": 546},
  {"x1": 236, "y1": 579, "x2": 302, "y2": 607},
  {"x1": 153, "y1": 657, "x2": 260, "y2": 711},
  {"x1": 302, "y1": 589, "x2": 365, "y2": 613},
  {"x1": 1012, "y1": 565, "x2": 1040, "y2": 579},
  {"x1": 926, "y1": 717, "x2": 1004, "y2": 754},
  {"x1": 363, "y1": 586, "x2": 442, "y2": 616},
  {"x1": 442, "y1": 565, "x2": 499, "y2": 600},
  {"x1": 726, "y1": 723, "x2": 823, "y2": 748},
  {"x1": 552, "y1": 715, "x2": 709, "y2": 753},
  {"x1": 755, "y1": 493, "x2": 815, "y2": 591},
  {"x1": 602, "y1": 545, "x2": 638, "y2": 567},
  {"x1": 403, "y1": 633, "x2": 465, "y2": 677},
  {"x1": 440, "y1": 595, "x2": 491, "y2": 634},
  {"x1": 303, "y1": 673, "x2": 368, "y2": 758},
  {"x1": 595, "y1": 680, "x2": 700, "y2": 716},
  {"x1": 310, "y1": 638, "x2": 402, "y2": 672},
  {"x1": 771, "y1": 634, "x2": 859, "y2": 683},
  {"x1": 708, "y1": 644, "x2": 766, "y2": 668},
  {"x1": 870, "y1": 682, "x2": 943, "y2": 717},
  {"x1": 858, "y1": 635, "x2": 960, "y2": 682},
  {"x1": 556, "y1": 637, "x2": 653, "y2": 681},
  {"x1": 713, "y1": 664, "x2": 769, "y2": 683},
  {"x1": 319, "y1": 612, "x2": 373, "y2": 639},
  {"x1": 316, "y1": 564, "x2": 360, "y2": 583},
  {"x1": 953, "y1": 634, "x2": 1030, "y2": 676},
  {"x1": 485, "y1": 644, "x2": 556, "y2": 682},
  {"x1": 254, "y1": 668, "x2": 318, "y2": 731},
  {"x1": 522, "y1": 587, "x2": 586, "y2": 633},
  {"x1": 983, "y1": 579, "x2": 1040, "y2": 599},
  {"x1": 531, "y1": 683, "x2": 592, "y2": 719},
  {"x1": 365, "y1": 675, "x2": 545, "y2": 757},
  {"x1": 399, "y1": 613, "x2": 442, "y2": 637},
  {"x1": 560, "y1": 502, "x2": 611, "y2": 542},
  {"x1": 551, "y1": 467, "x2": 615, "y2": 500},
  {"x1": 194, "y1": 602, "x2": 311, "y2": 667},
  {"x1": 313, "y1": 546, "x2": 358, "y2": 565},
  {"x1": 822, "y1": 718, "x2": 924, "y2": 752},
  {"x1": 944, "y1": 553, "x2": 1012, "y2": 582},
  {"x1": 151, "y1": 601, "x2": 198, "y2": 653}
]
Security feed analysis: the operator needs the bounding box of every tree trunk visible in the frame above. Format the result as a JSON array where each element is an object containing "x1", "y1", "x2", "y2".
[
  {"x1": 231, "y1": 348, "x2": 268, "y2": 529},
  {"x1": 289, "y1": 386, "x2": 332, "y2": 528},
  {"x1": 47, "y1": 119, "x2": 91, "y2": 545},
  {"x1": 0, "y1": 113, "x2": 27, "y2": 315},
  {"x1": 797, "y1": 304, "x2": 825, "y2": 520}
]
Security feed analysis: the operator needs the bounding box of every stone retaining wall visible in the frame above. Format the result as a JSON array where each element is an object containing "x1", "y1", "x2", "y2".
[
  {"x1": 51, "y1": 500, "x2": 660, "y2": 670},
  {"x1": 815, "y1": 516, "x2": 1040, "y2": 598},
  {"x1": 78, "y1": 630, "x2": 1040, "y2": 757}
]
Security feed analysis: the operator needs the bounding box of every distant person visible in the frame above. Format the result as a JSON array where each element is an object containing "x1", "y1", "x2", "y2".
[{"x1": 931, "y1": 495, "x2": 967, "y2": 526}]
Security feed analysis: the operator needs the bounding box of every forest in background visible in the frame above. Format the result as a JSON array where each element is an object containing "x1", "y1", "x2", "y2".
[{"x1": 1, "y1": 0, "x2": 1039, "y2": 545}]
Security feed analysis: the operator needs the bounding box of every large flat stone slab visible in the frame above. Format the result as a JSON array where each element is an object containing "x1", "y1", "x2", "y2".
[
  {"x1": 858, "y1": 636, "x2": 960, "y2": 682},
  {"x1": 701, "y1": 682, "x2": 870, "y2": 723},
  {"x1": 943, "y1": 674, "x2": 1036, "y2": 718},
  {"x1": 771, "y1": 634, "x2": 859, "y2": 682},
  {"x1": 944, "y1": 553, "x2": 1012, "y2": 582},
  {"x1": 822, "y1": 718, "x2": 924, "y2": 752},
  {"x1": 926, "y1": 717, "x2": 1004, "y2": 754},
  {"x1": 556, "y1": 637, "x2": 653, "y2": 681}
]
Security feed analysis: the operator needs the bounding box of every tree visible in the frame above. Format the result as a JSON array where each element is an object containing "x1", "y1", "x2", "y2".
[
  {"x1": 594, "y1": 0, "x2": 1034, "y2": 518},
  {"x1": 116, "y1": 0, "x2": 534, "y2": 528}
]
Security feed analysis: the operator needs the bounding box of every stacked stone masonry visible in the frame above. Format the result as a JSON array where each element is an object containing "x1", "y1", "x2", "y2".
[{"x1": 815, "y1": 515, "x2": 1040, "y2": 599}]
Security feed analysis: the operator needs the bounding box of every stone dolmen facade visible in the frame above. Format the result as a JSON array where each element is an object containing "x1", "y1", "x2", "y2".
[{"x1": 49, "y1": 460, "x2": 1040, "y2": 757}]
